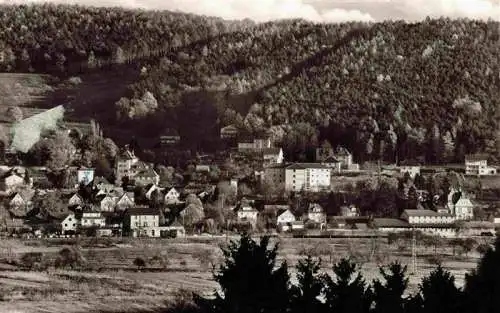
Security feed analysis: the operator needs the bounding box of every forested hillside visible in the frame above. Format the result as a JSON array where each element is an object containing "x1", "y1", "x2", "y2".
[{"x1": 1, "y1": 4, "x2": 500, "y2": 164}]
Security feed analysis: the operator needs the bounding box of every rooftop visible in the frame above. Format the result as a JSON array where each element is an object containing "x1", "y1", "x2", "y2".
[
  {"x1": 373, "y1": 218, "x2": 411, "y2": 228},
  {"x1": 465, "y1": 154, "x2": 489, "y2": 162},
  {"x1": 126, "y1": 207, "x2": 160, "y2": 216},
  {"x1": 403, "y1": 209, "x2": 453, "y2": 217},
  {"x1": 286, "y1": 163, "x2": 330, "y2": 170}
]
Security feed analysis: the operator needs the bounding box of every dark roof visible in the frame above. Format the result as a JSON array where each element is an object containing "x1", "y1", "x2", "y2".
[
  {"x1": 402, "y1": 209, "x2": 453, "y2": 217},
  {"x1": 323, "y1": 156, "x2": 339, "y2": 163},
  {"x1": 126, "y1": 207, "x2": 160, "y2": 216},
  {"x1": 334, "y1": 147, "x2": 351, "y2": 156},
  {"x1": 262, "y1": 148, "x2": 282, "y2": 155},
  {"x1": 465, "y1": 154, "x2": 489, "y2": 162},
  {"x1": 373, "y1": 218, "x2": 411, "y2": 228},
  {"x1": 118, "y1": 149, "x2": 136, "y2": 160},
  {"x1": 286, "y1": 163, "x2": 330, "y2": 170}
]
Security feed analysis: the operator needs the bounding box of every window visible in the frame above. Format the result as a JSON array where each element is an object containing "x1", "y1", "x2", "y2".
[
  {"x1": 68, "y1": 218, "x2": 72, "y2": 221},
  {"x1": 144, "y1": 222, "x2": 148, "y2": 227},
  {"x1": 64, "y1": 223, "x2": 68, "y2": 227},
  {"x1": 151, "y1": 230, "x2": 155, "y2": 237}
]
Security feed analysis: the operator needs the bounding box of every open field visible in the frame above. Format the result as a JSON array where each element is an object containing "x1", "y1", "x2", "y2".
[{"x1": 0, "y1": 235, "x2": 489, "y2": 313}]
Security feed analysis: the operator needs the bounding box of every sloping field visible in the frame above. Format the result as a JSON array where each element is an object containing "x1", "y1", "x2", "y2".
[
  {"x1": 0, "y1": 73, "x2": 54, "y2": 108},
  {"x1": 0, "y1": 236, "x2": 485, "y2": 313}
]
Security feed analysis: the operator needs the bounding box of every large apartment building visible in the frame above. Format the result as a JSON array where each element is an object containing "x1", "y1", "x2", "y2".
[{"x1": 284, "y1": 163, "x2": 331, "y2": 192}]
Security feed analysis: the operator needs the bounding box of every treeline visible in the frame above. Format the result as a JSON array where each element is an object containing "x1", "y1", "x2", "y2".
[
  {"x1": 2, "y1": 4, "x2": 500, "y2": 163},
  {"x1": 163, "y1": 234, "x2": 500, "y2": 313}
]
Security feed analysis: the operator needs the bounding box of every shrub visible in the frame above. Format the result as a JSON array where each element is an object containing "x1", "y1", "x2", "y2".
[
  {"x1": 19, "y1": 252, "x2": 44, "y2": 270},
  {"x1": 54, "y1": 246, "x2": 86, "y2": 269},
  {"x1": 133, "y1": 257, "x2": 146, "y2": 270}
]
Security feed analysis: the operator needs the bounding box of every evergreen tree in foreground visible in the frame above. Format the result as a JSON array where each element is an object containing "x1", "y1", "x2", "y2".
[
  {"x1": 372, "y1": 262, "x2": 409, "y2": 313},
  {"x1": 208, "y1": 233, "x2": 291, "y2": 313},
  {"x1": 464, "y1": 238, "x2": 500, "y2": 313},
  {"x1": 417, "y1": 266, "x2": 462, "y2": 313},
  {"x1": 323, "y1": 258, "x2": 372, "y2": 313},
  {"x1": 290, "y1": 256, "x2": 324, "y2": 313}
]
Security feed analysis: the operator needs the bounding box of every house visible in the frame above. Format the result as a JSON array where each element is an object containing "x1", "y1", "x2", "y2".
[
  {"x1": 220, "y1": 124, "x2": 239, "y2": 139},
  {"x1": 61, "y1": 213, "x2": 77, "y2": 234},
  {"x1": 262, "y1": 148, "x2": 284, "y2": 165},
  {"x1": 68, "y1": 193, "x2": 84, "y2": 208},
  {"x1": 307, "y1": 203, "x2": 326, "y2": 224},
  {"x1": 9, "y1": 189, "x2": 35, "y2": 210},
  {"x1": 277, "y1": 209, "x2": 296, "y2": 231},
  {"x1": 1, "y1": 172, "x2": 25, "y2": 193},
  {"x1": 237, "y1": 134, "x2": 272, "y2": 151},
  {"x1": 100, "y1": 195, "x2": 117, "y2": 212},
  {"x1": 340, "y1": 205, "x2": 359, "y2": 217},
  {"x1": 80, "y1": 212, "x2": 106, "y2": 229},
  {"x1": 234, "y1": 199, "x2": 259, "y2": 226},
  {"x1": 401, "y1": 209, "x2": 455, "y2": 225},
  {"x1": 159, "y1": 129, "x2": 181, "y2": 146},
  {"x1": 94, "y1": 176, "x2": 114, "y2": 192},
  {"x1": 164, "y1": 187, "x2": 181, "y2": 204},
  {"x1": 321, "y1": 156, "x2": 342, "y2": 172},
  {"x1": 145, "y1": 184, "x2": 164, "y2": 200},
  {"x1": 115, "y1": 146, "x2": 140, "y2": 184},
  {"x1": 134, "y1": 168, "x2": 160, "y2": 186},
  {"x1": 124, "y1": 207, "x2": 161, "y2": 237},
  {"x1": 446, "y1": 188, "x2": 474, "y2": 220},
  {"x1": 285, "y1": 163, "x2": 331, "y2": 192},
  {"x1": 116, "y1": 192, "x2": 135, "y2": 211},
  {"x1": 465, "y1": 154, "x2": 497, "y2": 176},
  {"x1": 398, "y1": 166, "x2": 421, "y2": 179}
]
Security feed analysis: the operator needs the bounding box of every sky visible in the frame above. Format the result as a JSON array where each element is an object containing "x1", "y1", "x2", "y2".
[{"x1": 1, "y1": 0, "x2": 500, "y2": 22}]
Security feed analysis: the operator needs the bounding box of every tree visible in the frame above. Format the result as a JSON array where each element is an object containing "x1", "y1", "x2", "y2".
[
  {"x1": 180, "y1": 203, "x2": 205, "y2": 227},
  {"x1": 33, "y1": 191, "x2": 68, "y2": 219},
  {"x1": 208, "y1": 234, "x2": 291, "y2": 313},
  {"x1": 54, "y1": 247, "x2": 86, "y2": 269},
  {"x1": 290, "y1": 256, "x2": 324, "y2": 313},
  {"x1": 414, "y1": 173, "x2": 425, "y2": 190},
  {"x1": 372, "y1": 262, "x2": 409, "y2": 313},
  {"x1": 419, "y1": 266, "x2": 462, "y2": 313},
  {"x1": 323, "y1": 258, "x2": 372, "y2": 313},
  {"x1": 31, "y1": 131, "x2": 75, "y2": 170},
  {"x1": 464, "y1": 237, "x2": 500, "y2": 313}
]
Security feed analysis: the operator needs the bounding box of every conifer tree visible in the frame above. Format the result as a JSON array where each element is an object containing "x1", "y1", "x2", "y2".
[
  {"x1": 323, "y1": 258, "x2": 372, "y2": 313},
  {"x1": 290, "y1": 256, "x2": 324, "y2": 313},
  {"x1": 372, "y1": 262, "x2": 409, "y2": 313}
]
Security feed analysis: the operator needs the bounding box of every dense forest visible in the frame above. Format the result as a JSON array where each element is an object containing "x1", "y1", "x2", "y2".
[{"x1": 1, "y1": 4, "x2": 500, "y2": 164}]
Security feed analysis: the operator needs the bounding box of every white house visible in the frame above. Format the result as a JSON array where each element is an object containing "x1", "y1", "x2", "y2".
[
  {"x1": 61, "y1": 213, "x2": 77, "y2": 234},
  {"x1": 164, "y1": 187, "x2": 181, "y2": 204},
  {"x1": 125, "y1": 207, "x2": 161, "y2": 237},
  {"x1": 307, "y1": 203, "x2": 326, "y2": 224},
  {"x1": 277, "y1": 209, "x2": 296, "y2": 231},
  {"x1": 115, "y1": 192, "x2": 135, "y2": 211},
  {"x1": 465, "y1": 154, "x2": 497, "y2": 176},
  {"x1": 285, "y1": 163, "x2": 331, "y2": 192},
  {"x1": 1, "y1": 173, "x2": 25, "y2": 193},
  {"x1": 100, "y1": 195, "x2": 117, "y2": 212},
  {"x1": 115, "y1": 146, "x2": 140, "y2": 184},
  {"x1": 262, "y1": 148, "x2": 284, "y2": 165},
  {"x1": 68, "y1": 193, "x2": 84, "y2": 207},
  {"x1": 9, "y1": 189, "x2": 35, "y2": 210},
  {"x1": 446, "y1": 188, "x2": 474, "y2": 220},
  {"x1": 235, "y1": 200, "x2": 259, "y2": 226},
  {"x1": 81, "y1": 212, "x2": 106, "y2": 228},
  {"x1": 398, "y1": 166, "x2": 421, "y2": 179},
  {"x1": 340, "y1": 205, "x2": 359, "y2": 217}
]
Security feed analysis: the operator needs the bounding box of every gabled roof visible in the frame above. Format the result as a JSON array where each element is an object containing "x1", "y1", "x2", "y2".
[
  {"x1": 286, "y1": 163, "x2": 330, "y2": 170},
  {"x1": 136, "y1": 168, "x2": 159, "y2": 179},
  {"x1": 93, "y1": 176, "x2": 111, "y2": 185},
  {"x1": 334, "y1": 147, "x2": 351, "y2": 157},
  {"x1": 11, "y1": 189, "x2": 35, "y2": 202},
  {"x1": 322, "y1": 156, "x2": 339, "y2": 163},
  {"x1": 118, "y1": 149, "x2": 136, "y2": 161}
]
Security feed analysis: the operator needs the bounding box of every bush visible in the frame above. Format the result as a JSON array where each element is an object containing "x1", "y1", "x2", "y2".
[
  {"x1": 19, "y1": 252, "x2": 45, "y2": 270},
  {"x1": 54, "y1": 246, "x2": 86, "y2": 269},
  {"x1": 133, "y1": 257, "x2": 146, "y2": 270}
]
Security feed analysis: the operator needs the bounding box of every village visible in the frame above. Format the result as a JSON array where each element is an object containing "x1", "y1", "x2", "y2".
[{"x1": 0, "y1": 106, "x2": 499, "y2": 241}]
